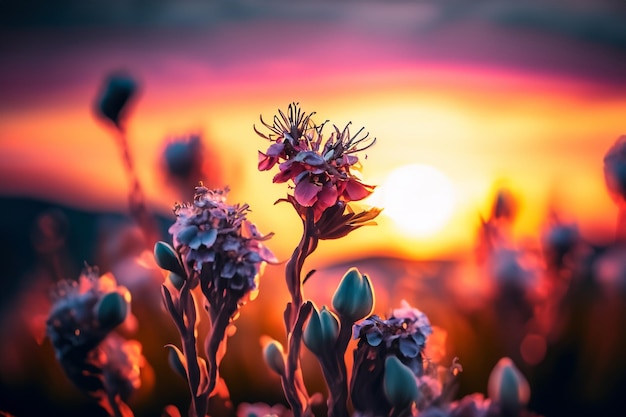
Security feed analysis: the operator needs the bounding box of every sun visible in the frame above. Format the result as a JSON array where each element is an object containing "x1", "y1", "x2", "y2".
[{"x1": 372, "y1": 164, "x2": 456, "y2": 237}]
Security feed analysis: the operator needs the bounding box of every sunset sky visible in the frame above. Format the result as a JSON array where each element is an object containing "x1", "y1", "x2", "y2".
[{"x1": 1, "y1": 0, "x2": 625, "y2": 263}]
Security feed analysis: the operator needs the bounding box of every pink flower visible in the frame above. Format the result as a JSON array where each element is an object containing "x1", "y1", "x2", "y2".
[{"x1": 256, "y1": 103, "x2": 376, "y2": 220}]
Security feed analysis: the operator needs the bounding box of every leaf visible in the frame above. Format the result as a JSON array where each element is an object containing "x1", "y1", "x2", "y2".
[{"x1": 165, "y1": 344, "x2": 188, "y2": 380}]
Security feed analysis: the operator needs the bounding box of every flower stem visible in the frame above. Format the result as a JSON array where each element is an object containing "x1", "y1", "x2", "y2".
[
  {"x1": 281, "y1": 210, "x2": 318, "y2": 417},
  {"x1": 114, "y1": 128, "x2": 159, "y2": 247}
]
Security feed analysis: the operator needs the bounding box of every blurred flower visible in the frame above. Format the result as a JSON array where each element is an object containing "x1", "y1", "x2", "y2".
[
  {"x1": 542, "y1": 219, "x2": 579, "y2": 271},
  {"x1": 100, "y1": 334, "x2": 145, "y2": 401},
  {"x1": 256, "y1": 103, "x2": 376, "y2": 220},
  {"x1": 163, "y1": 134, "x2": 204, "y2": 181},
  {"x1": 45, "y1": 266, "x2": 141, "y2": 416},
  {"x1": 490, "y1": 248, "x2": 534, "y2": 289},
  {"x1": 46, "y1": 267, "x2": 131, "y2": 360},
  {"x1": 168, "y1": 184, "x2": 276, "y2": 295},
  {"x1": 95, "y1": 72, "x2": 137, "y2": 129},
  {"x1": 604, "y1": 135, "x2": 626, "y2": 204},
  {"x1": 491, "y1": 188, "x2": 517, "y2": 223},
  {"x1": 237, "y1": 402, "x2": 293, "y2": 417},
  {"x1": 415, "y1": 375, "x2": 443, "y2": 411},
  {"x1": 448, "y1": 393, "x2": 492, "y2": 417}
]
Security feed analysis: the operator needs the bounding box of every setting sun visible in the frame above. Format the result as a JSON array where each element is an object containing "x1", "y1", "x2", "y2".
[{"x1": 370, "y1": 164, "x2": 456, "y2": 237}]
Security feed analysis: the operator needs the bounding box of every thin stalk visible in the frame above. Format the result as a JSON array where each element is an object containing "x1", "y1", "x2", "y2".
[
  {"x1": 114, "y1": 128, "x2": 159, "y2": 247},
  {"x1": 178, "y1": 285, "x2": 208, "y2": 417}
]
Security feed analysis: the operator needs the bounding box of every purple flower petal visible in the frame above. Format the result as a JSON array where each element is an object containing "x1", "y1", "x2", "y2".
[
  {"x1": 177, "y1": 225, "x2": 199, "y2": 245},
  {"x1": 199, "y1": 228, "x2": 218, "y2": 248},
  {"x1": 221, "y1": 261, "x2": 236, "y2": 279},
  {"x1": 266, "y1": 142, "x2": 285, "y2": 157},
  {"x1": 294, "y1": 151, "x2": 325, "y2": 166},
  {"x1": 398, "y1": 337, "x2": 420, "y2": 358},
  {"x1": 366, "y1": 330, "x2": 383, "y2": 347},
  {"x1": 294, "y1": 180, "x2": 321, "y2": 206}
]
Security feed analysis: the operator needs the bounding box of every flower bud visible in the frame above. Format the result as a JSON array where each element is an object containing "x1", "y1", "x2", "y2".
[
  {"x1": 383, "y1": 356, "x2": 419, "y2": 408},
  {"x1": 165, "y1": 344, "x2": 187, "y2": 380},
  {"x1": 154, "y1": 241, "x2": 185, "y2": 277},
  {"x1": 488, "y1": 357, "x2": 530, "y2": 413},
  {"x1": 96, "y1": 72, "x2": 137, "y2": 127},
  {"x1": 303, "y1": 305, "x2": 339, "y2": 356},
  {"x1": 96, "y1": 292, "x2": 129, "y2": 330},
  {"x1": 168, "y1": 272, "x2": 185, "y2": 290},
  {"x1": 262, "y1": 339, "x2": 285, "y2": 376},
  {"x1": 604, "y1": 135, "x2": 626, "y2": 203},
  {"x1": 332, "y1": 267, "x2": 375, "y2": 322}
]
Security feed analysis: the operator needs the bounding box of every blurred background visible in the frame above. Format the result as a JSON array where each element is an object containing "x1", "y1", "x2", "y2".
[{"x1": 1, "y1": 0, "x2": 625, "y2": 416}]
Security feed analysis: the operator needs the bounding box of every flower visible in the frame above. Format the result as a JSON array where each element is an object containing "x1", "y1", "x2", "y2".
[
  {"x1": 45, "y1": 267, "x2": 141, "y2": 414},
  {"x1": 353, "y1": 300, "x2": 432, "y2": 370},
  {"x1": 448, "y1": 393, "x2": 492, "y2": 417},
  {"x1": 95, "y1": 71, "x2": 137, "y2": 128},
  {"x1": 256, "y1": 103, "x2": 376, "y2": 220},
  {"x1": 167, "y1": 184, "x2": 276, "y2": 295},
  {"x1": 99, "y1": 334, "x2": 145, "y2": 401},
  {"x1": 604, "y1": 135, "x2": 626, "y2": 204},
  {"x1": 46, "y1": 267, "x2": 132, "y2": 360},
  {"x1": 163, "y1": 133, "x2": 204, "y2": 181},
  {"x1": 237, "y1": 402, "x2": 293, "y2": 417},
  {"x1": 351, "y1": 301, "x2": 434, "y2": 416}
]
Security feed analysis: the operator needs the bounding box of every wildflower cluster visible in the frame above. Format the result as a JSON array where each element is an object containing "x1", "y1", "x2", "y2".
[
  {"x1": 354, "y1": 300, "x2": 433, "y2": 374},
  {"x1": 46, "y1": 266, "x2": 142, "y2": 417},
  {"x1": 155, "y1": 185, "x2": 275, "y2": 417},
  {"x1": 167, "y1": 184, "x2": 276, "y2": 296},
  {"x1": 41, "y1": 96, "x2": 549, "y2": 417},
  {"x1": 351, "y1": 300, "x2": 439, "y2": 416}
]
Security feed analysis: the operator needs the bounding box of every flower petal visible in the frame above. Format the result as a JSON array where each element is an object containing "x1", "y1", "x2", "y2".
[
  {"x1": 266, "y1": 142, "x2": 285, "y2": 157},
  {"x1": 342, "y1": 179, "x2": 374, "y2": 202},
  {"x1": 398, "y1": 337, "x2": 420, "y2": 358},
  {"x1": 316, "y1": 184, "x2": 339, "y2": 209},
  {"x1": 258, "y1": 151, "x2": 276, "y2": 171},
  {"x1": 294, "y1": 151, "x2": 325, "y2": 166},
  {"x1": 199, "y1": 228, "x2": 218, "y2": 248},
  {"x1": 177, "y1": 225, "x2": 199, "y2": 245},
  {"x1": 295, "y1": 180, "x2": 321, "y2": 206}
]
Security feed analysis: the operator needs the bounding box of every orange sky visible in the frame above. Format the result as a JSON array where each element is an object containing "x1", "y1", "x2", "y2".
[{"x1": 1, "y1": 21, "x2": 625, "y2": 264}]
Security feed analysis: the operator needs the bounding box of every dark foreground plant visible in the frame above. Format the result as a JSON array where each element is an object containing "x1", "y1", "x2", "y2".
[
  {"x1": 45, "y1": 266, "x2": 143, "y2": 417},
  {"x1": 256, "y1": 103, "x2": 381, "y2": 417},
  {"x1": 154, "y1": 184, "x2": 276, "y2": 417}
]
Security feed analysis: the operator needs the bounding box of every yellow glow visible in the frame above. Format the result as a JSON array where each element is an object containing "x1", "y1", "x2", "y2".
[{"x1": 370, "y1": 164, "x2": 456, "y2": 237}]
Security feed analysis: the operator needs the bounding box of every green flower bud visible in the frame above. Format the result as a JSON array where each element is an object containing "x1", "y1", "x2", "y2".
[
  {"x1": 96, "y1": 291, "x2": 129, "y2": 330},
  {"x1": 488, "y1": 357, "x2": 530, "y2": 412},
  {"x1": 383, "y1": 356, "x2": 419, "y2": 408},
  {"x1": 154, "y1": 241, "x2": 185, "y2": 277},
  {"x1": 303, "y1": 305, "x2": 339, "y2": 356},
  {"x1": 263, "y1": 339, "x2": 285, "y2": 376},
  {"x1": 168, "y1": 272, "x2": 185, "y2": 290},
  {"x1": 332, "y1": 267, "x2": 375, "y2": 322}
]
